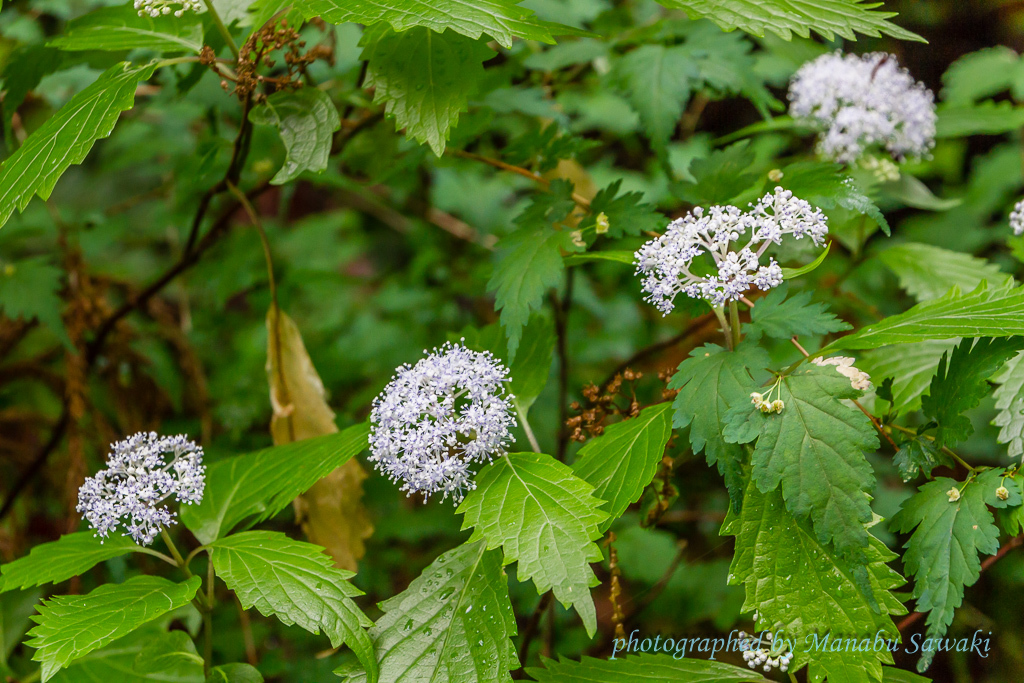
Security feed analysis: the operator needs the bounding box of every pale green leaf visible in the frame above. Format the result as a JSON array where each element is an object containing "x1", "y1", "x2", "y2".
[
  {"x1": 822, "y1": 283, "x2": 1024, "y2": 352},
  {"x1": 890, "y1": 471, "x2": 1003, "y2": 672},
  {"x1": 993, "y1": 351, "x2": 1024, "y2": 460},
  {"x1": 0, "y1": 532, "x2": 140, "y2": 593},
  {"x1": 526, "y1": 653, "x2": 768, "y2": 681},
  {"x1": 941, "y1": 46, "x2": 1024, "y2": 105},
  {"x1": 747, "y1": 364, "x2": 878, "y2": 564},
  {"x1": 878, "y1": 243, "x2": 1012, "y2": 302},
  {"x1": 134, "y1": 631, "x2": 203, "y2": 675},
  {"x1": 209, "y1": 531, "x2": 376, "y2": 682},
  {"x1": 458, "y1": 453, "x2": 607, "y2": 636},
  {"x1": 47, "y1": 6, "x2": 203, "y2": 53},
  {"x1": 935, "y1": 100, "x2": 1024, "y2": 138},
  {"x1": 657, "y1": 0, "x2": 923, "y2": 42},
  {"x1": 859, "y1": 340, "x2": 959, "y2": 414},
  {"x1": 726, "y1": 481, "x2": 906, "y2": 683},
  {"x1": 0, "y1": 61, "x2": 157, "y2": 231},
  {"x1": 300, "y1": 0, "x2": 567, "y2": 49},
  {"x1": 248, "y1": 88, "x2": 340, "y2": 184},
  {"x1": 572, "y1": 403, "x2": 673, "y2": 529},
  {"x1": 179, "y1": 424, "x2": 369, "y2": 544},
  {"x1": 26, "y1": 575, "x2": 201, "y2": 682},
  {"x1": 337, "y1": 540, "x2": 518, "y2": 683},
  {"x1": 877, "y1": 174, "x2": 962, "y2": 212}
]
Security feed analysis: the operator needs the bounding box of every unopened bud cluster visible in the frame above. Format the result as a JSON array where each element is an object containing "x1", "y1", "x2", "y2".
[
  {"x1": 1010, "y1": 199, "x2": 1024, "y2": 237},
  {"x1": 135, "y1": 0, "x2": 202, "y2": 17},
  {"x1": 77, "y1": 432, "x2": 205, "y2": 546},
  {"x1": 739, "y1": 631, "x2": 793, "y2": 673}
]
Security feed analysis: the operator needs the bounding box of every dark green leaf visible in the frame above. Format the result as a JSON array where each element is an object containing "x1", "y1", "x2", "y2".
[
  {"x1": 878, "y1": 243, "x2": 1012, "y2": 302},
  {"x1": 0, "y1": 257, "x2": 71, "y2": 348},
  {"x1": 744, "y1": 284, "x2": 851, "y2": 342},
  {"x1": 206, "y1": 664, "x2": 263, "y2": 682},
  {"x1": 676, "y1": 142, "x2": 758, "y2": 205},
  {"x1": 611, "y1": 45, "x2": 693, "y2": 151},
  {"x1": 580, "y1": 180, "x2": 666, "y2": 238},
  {"x1": 858, "y1": 340, "x2": 959, "y2": 415},
  {"x1": 0, "y1": 532, "x2": 139, "y2": 593},
  {"x1": 47, "y1": 5, "x2": 203, "y2": 53},
  {"x1": 893, "y1": 438, "x2": 951, "y2": 482},
  {"x1": 779, "y1": 161, "x2": 889, "y2": 234}
]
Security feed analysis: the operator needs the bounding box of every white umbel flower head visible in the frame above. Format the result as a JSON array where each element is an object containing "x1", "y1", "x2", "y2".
[
  {"x1": 77, "y1": 432, "x2": 205, "y2": 546},
  {"x1": 1009, "y1": 198, "x2": 1024, "y2": 236},
  {"x1": 134, "y1": 0, "x2": 202, "y2": 17},
  {"x1": 634, "y1": 187, "x2": 828, "y2": 313},
  {"x1": 369, "y1": 341, "x2": 516, "y2": 503},
  {"x1": 789, "y1": 51, "x2": 936, "y2": 164},
  {"x1": 812, "y1": 356, "x2": 872, "y2": 391}
]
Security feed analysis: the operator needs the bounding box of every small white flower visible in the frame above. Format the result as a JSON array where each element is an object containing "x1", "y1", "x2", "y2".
[
  {"x1": 134, "y1": 0, "x2": 203, "y2": 17},
  {"x1": 947, "y1": 487, "x2": 962, "y2": 503},
  {"x1": 1010, "y1": 199, "x2": 1024, "y2": 237},
  {"x1": 812, "y1": 356, "x2": 872, "y2": 391},
  {"x1": 77, "y1": 432, "x2": 205, "y2": 546},
  {"x1": 996, "y1": 485, "x2": 1010, "y2": 501},
  {"x1": 789, "y1": 51, "x2": 936, "y2": 164},
  {"x1": 369, "y1": 341, "x2": 516, "y2": 503},
  {"x1": 634, "y1": 188, "x2": 828, "y2": 313}
]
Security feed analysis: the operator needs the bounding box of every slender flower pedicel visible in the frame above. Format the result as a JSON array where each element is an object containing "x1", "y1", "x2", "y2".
[
  {"x1": 789, "y1": 51, "x2": 936, "y2": 164},
  {"x1": 369, "y1": 341, "x2": 516, "y2": 503},
  {"x1": 77, "y1": 432, "x2": 206, "y2": 546},
  {"x1": 634, "y1": 187, "x2": 828, "y2": 313}
]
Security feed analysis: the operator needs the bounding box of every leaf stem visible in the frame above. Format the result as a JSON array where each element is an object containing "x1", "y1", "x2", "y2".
[
  {"x1": 712, "y1": 306, "x2": 732, "y2": 350},
  {"x1": 728, "y1": 301, "x2": 741, "y2": 349},
  {"x1": 161, "y1": 529, "x2": 193, "y2": 578},
  {"x1": 134, "y1": 546, "x2": 180, "y2": 567},
  {"x1": 518, "y1": 407, "x2": 543, "y2": 453},
  {"x1": 204, "y1": 558, "x2": 215, "y2": 676},
  {"x1": 226, "y1": 180, "x2": 277, "y2": 307},
  {"x1": 203, "y1": 0, "x2": 241, "y2": 60}
]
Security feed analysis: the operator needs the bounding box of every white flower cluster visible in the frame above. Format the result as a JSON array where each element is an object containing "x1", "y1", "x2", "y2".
[
  {"x1": 634, "y1": 187, "x2": 828, "y2": 312},
  {"x1": 369, "y1": 341, "x2": 516, "y2": 503},
  {"x1": 812, "y1": 356, "x2": 871, "y2": 391},
  {"x1": 789, "y1": 51, "x2": 936, "y2": 164},
  {"x1": 134, "y1": 0, "x2": 202, "y2": 17},
  {"x1": 77, "y1": 432, "x2": 205, "y2": 546},
  {"x1": 739, "y1": 631, "x2": 793, "y2": 673},
  {"x1": 1010, "y1": 198, "x2": 1024, "y2": 236}
]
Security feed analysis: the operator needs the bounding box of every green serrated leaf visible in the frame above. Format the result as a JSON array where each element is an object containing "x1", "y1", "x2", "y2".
[
  {"x1": 670, "y1": 342, "x2": 769, "y2": 509},
  {"x1": 580, "y1": 180, "x2": 666, "y2": 238},
  {"x1": 180, "y1": 424, "x2": 369, "y2": 544},
  {"x1": 48, "y1": 627, "x2": 204, "y2": 683},
  {"x1": 858, "y1": 340, "x2": 959, "y2": 415},
  {"x1": 935, "y1": 100, "x2": 1024, "y2": 138},
  {"x1": 822, "y1": 283, "x2": 1024, "y2": 352},
  {"x1": 878, "y1": 243, "x2": 1013, "y2": 302},
  {"x1": 726, "y1": 481, "x2": 906, "y2": 683},
  {"x1": 744, "y1": 284, "x2": 851, "y2": 342},
  {"x1": 920, "y1": 337, "x2": 1024, "y2": 448},
  {"x1": 676, "y1": 142, "x2": 758, "y2": 205},
  {"x1": 526, "y1": 653, "x2": 768, "y2": 681},
  {"x1": 779, "y1": 160, "x2": 890, "y2": 234},
  {"x1": 611, "y1": 44, "x2": 694, "y2": 151},
  {"x1": 572, "y1": 403, "x2": 673, "y2": 529},
  {"x1": 206, "y1": 663, "x2": 263, "y2": 682},
  {"x1": 941, "y1": 46, "x2": 1024, "y2": 105},
  {"x1": 893, "y1": 438, "x2": 951, "y2": 483},
  {"x1": 890, "y1": 471, "x2": 1003, "y2": 672},
  {"x1": 47, "y1": 5, "x2": 203, "y2": 53},
  {"x1": 360, "y1": 25, "x2": 493, "y2": 156},
  {"x1": 993, "y1": 352, "x2": 1024, "y2": 460},
  {"x1": 300, "y1": 0, "x2": 568, "y2": 49},
  {"x1": 657, "y1": 0, "x2": 924, "y2": 42},
  {"x1": 27, "y1": 575, "x2": 201, "y2": 681},
  {"x1": 748, "y1": 364, "x2": 878, "y2": 564},
  {"x1": 0, "y1": 257, "x2": 72, "y2": 349},
  {"x1": 0, "y1": 532, "x2": 140, "y2": 593},
  {"x1": 209, "y1": 531, "x2": 375, "y2": 682},
  {"x1": 0, "y1": 61, "x2": 157, "y2": 231},
  {"x1": 338, "y1": 540, "x2": 518, "y2": 683},
  {"x1": 779, "y1": 242, "x2": 831, "y2": 279},
  {"x1": 458, "y1": 453, "x2": 607, "y2": 636},
  {"x1": 248, "y1": 88, "x2": 340, "y2": 184},
  {"x1": 1, "y1": 45, "x2": 65, "y2": 148},
  {"x1": 134, "y1": 631, "x2": 203, "y2": 675}
]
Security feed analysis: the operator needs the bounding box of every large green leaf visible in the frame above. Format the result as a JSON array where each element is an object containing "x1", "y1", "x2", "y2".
[
  {"x1": 179, "y1": 424, "x2": 369, "y2": 544},
  {"x1": 657, "y1": 0, "x2": 923, "y2": 42},
  {"x1": 878, "y1": 243, "x2": 1012, "y2": 302},
  {"x1": 298, "y1": 0, "x2": 568, "y2": 48},
  {"x1": 920, "y1": 337, "x2": 1024, "y2": 448},
  {"x1": 26, "y1": 575, "x2": 201, "y2": 681},
  {"x1": 0, "y1": 61, "x2": 157, "y2": 231},
  {"x1": 248, "y1": 88, "x2": 341, "y2": 184},
  {"x1": 337, "y1": 540, "x2": 517, "y2": 683},
  {"x1": 611, "y1": 44, "x2": 693, "y2": 150},
  {"x1": 360, "y1": 26, "x2": 493, "y2": 156},
  {"x1": 890, "y1": 470, "x2": 1006, "y2": 672},
  {"x1": 209, "y1": 532, "x2": 375, "y2": 682},
  {"x1": 47, "y1": 5, "x2": 203, "y2": 53},
  {"x1": 726, "y1": 482, "x2": 906, "y2": 683},
  {"x1": 822, "y1": 283, "x2": 1024, "y2": 352},
  {"x1": 48, "y1": 627, "x2": 204, "y2": 683},
  {"x1": 0, "y1": 256, "x2": 71, "y2": 348},
  {"x1": 0, "y1": 532, "x2": 140, "y2": 593},
  {"x1": 935, "y1": 101, "x2": 1024, "y2": 138},
  {"x1": 941, "y1": 46, "x2": 1024, "y2": 105},
  {"x1": 133, "y1": 631, "x2": 203, "y2": 676},
  {"x1": 993, "y1": 351, "x2": 1024, "y2": 460},
  {"x1": 779, "y1": 161, "x2": 890, "y2": 234},
  {"x1": 859, "y1": 340, "x2": 959, "y2": 415},
  {"x1": 743, "y1": 284, "x2": 851, "y2": 342},
  {"x1": 527, "y1": 654, "x2": 768, "y2": 681},
  {"x1": 572, "y1": 403, "x2": 673, "y2": 529},
  {"x1": 670, "y1": 342, "x2": 769, "y2": 508},
  {"x1": 746, "y1": 364, "x2": 878, "y2": 564},
  {"x1": 457, "y1": 453, "x2": 607, "y2": 636}
]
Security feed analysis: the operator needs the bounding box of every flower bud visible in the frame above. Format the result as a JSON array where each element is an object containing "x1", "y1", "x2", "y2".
[
  {"x1": 996, "y1": 485, "x2": 1010, "y2": 501},
  {"x1": 947, "y1": 487, "x2": 961, "y2": 503}
]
